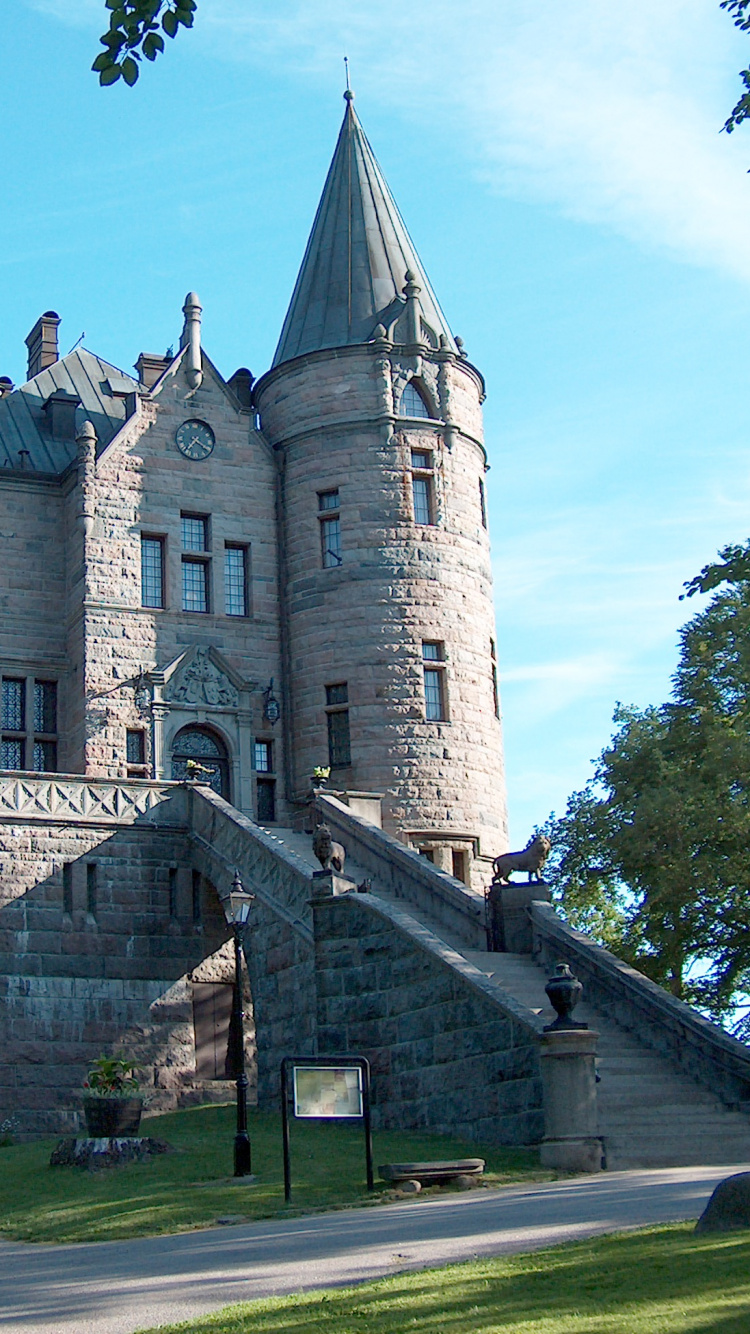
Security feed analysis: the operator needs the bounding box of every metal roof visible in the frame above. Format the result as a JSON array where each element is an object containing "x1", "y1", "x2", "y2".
[
  {"x1": 0, "y1": 349, "x2": 137, "y2": 476},
  {"x1": 273, "y1": 95, "x2": 457, "y2": 367}
]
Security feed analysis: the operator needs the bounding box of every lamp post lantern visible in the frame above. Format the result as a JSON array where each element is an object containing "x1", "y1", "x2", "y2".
[{"x1": 226, "y1": 869, "x2": 254, "y2": 1177}]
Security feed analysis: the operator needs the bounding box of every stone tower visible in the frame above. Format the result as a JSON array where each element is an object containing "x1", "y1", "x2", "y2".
[{"x1": 254, "y1": 92, "x2": 508, "y2": 888}]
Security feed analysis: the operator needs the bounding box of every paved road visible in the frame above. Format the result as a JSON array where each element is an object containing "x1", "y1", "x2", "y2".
[{"x1": 0, "y1": 1165, "x2": 741, "y2": 1334}]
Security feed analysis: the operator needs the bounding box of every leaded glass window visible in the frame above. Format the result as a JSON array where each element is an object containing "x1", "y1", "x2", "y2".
[
  {"x1": 34, "y1": 681, "x2": 56, "y2": 734},
  {"x1": 141, "y1": 536, "x2": 165, "y2": 608},
  {"x1": 171, "y1": 726, "x2": 229, "y2": 799},
  {"x1": 422, "y1": 642, "x2": 446, "y2": 721},
  {"x1": 325, "y1": 683, "x2": 351, "y2": 768},
  {"x1": 224, "y1": 545, "x2": 248, "y2": 617},
  {"x1": 182, "y1": 558, "x2": 209, "y2": 612},
  {"x1": 1, "y1": 679, "x2": 24, "y2": 731},
  {"x1": 399, "y1": 381, "x2": 431, "y2": 418},
  {"x1": 181, "y1": 514, "x2": 209, "y2": 552},
  {"x1": 1, "y1": 738, "x2": 22, "y2": 769}
]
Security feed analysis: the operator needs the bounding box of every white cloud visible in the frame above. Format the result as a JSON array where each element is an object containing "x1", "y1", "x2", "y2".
[{"x1": 197, "y1": 0, "x2": 750, "y2": 282}]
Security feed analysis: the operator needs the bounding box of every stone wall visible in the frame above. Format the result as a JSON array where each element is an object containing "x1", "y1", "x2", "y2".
[
  {"x1": 255, "y1": 341, "x2": 507, "y2": 888},
  {"x1": 316, "y1": 792, "x2": 486, "y2": 950},
  {"x1": 0, "y1": 777, "x2": 241, "y2": 1135},
  {"x1": 312, "y1": 889, "x2": 544, "y2": 1145},
  {"x1": 171, "y1": 784, "x2": 317, "y2": 1107}
]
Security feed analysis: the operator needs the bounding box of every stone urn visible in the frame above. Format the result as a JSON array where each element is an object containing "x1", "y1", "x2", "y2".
[
  {"x1": 82, "y1": 1096, "x2": 143, "y2": 1138},
  {"x1": 544, "y1": 962, "x2": 587, "y2": 1031}
]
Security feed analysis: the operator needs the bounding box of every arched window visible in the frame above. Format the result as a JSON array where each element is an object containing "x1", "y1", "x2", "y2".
[
  {"x1": 171, "y1": 726, "x2": 230, "y2": 800},
  {"x1": 399, "y1": 381, "x2": 431, "y2": 419}
]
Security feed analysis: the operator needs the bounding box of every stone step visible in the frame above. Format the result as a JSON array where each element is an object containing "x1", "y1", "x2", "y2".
[{"x1": 460, "y1": 947, "x2": 750, "y2": 1170}]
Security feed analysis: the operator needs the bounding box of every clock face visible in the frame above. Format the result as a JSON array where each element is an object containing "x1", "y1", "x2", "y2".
[{"x1": 175, "y1": 419, "x2": 215, "y2": 460}]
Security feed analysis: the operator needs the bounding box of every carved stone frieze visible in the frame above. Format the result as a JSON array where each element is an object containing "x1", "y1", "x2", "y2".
[
  {"x1": 0, "y1": 775, "x2": 173, "y2": 824},
  {"x1": 165, "y1": 647, "x2": 239, "y2": 709}
]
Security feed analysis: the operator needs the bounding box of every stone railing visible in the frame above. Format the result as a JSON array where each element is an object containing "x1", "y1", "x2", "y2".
[
  {"x1": 531, "y1": 900, "x2": 750, "y2": 1113},
  {"x1": 0, "y1": 770, "x2": 178, "y2": 825},
  {"x1": 316, "y1": 793, "x2": 486, "y2": 949}
]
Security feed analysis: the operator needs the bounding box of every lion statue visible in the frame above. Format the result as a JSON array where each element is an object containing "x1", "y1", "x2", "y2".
[
  {"x1": 312, "y1": 822, "x2": 346, "y2": 875},
  {"x1": 492, "y1": 834, "x2": 551, "y2": 885}
]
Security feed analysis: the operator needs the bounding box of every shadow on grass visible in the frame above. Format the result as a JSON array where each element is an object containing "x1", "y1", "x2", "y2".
[
  {"x1": 134, "y1": 1226, "x2": 750, "y2": 1334},
  {"x1": 0, "y1": 1104, "x2": 546, "y2": 1244}
]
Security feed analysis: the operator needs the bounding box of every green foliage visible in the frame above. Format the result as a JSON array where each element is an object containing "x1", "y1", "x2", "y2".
[
  {"x1": 722, "y1": 2, "x2": 750, "y2": 134},
  {"x1": 85, "y1": 1054, "x2": 140, "y2": 1096},
  {"x1": 93, "y1": 0, "x2": 196, "y2": 87},
  {"x1": 682, "y1": 540, "x2": 750, "y2": 599},
  {"x1": 132, "y1": 1225, "x2": 750, "y2": 1334},
  {"x1": 0, "y1": 1105, "x2": 546, "y2": 1244},
  {"x1": 548, "y1": 557, "x2": 750, "y2": 1035}
]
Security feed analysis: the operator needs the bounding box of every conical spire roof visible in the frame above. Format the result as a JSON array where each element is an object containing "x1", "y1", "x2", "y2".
[{"x1": 272, "y1": 93, "x2": 457, "y2": 367}]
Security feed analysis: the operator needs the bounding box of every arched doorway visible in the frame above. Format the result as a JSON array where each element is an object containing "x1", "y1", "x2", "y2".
[{"x1": 171, "y1": 726, "x2": 230, "y2": 800}]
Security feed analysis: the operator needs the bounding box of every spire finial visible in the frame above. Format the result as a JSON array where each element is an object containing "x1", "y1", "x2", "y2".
[{"x1": 343, "y1": 56, "x2": 353, "y2": 101}]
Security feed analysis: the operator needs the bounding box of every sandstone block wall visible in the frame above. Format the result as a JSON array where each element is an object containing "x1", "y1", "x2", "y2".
[
  {"x1": 256, "y1": 343, "x2": 507, "y2": 887},
  {"x1": 0, "y1": 801, "x2": 236, "y2": 1135},
  {"x1": 312, "y1": 891, "x2": 544, "y2": 1145},
  {"x1": 174, "y1": 784, "x2": 317, "y2": 1106}
]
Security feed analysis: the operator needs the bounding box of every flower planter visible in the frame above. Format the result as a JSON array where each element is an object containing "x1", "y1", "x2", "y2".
[{"x1": 82, "y1": 1096, "x2": 143, "y2": 1138}]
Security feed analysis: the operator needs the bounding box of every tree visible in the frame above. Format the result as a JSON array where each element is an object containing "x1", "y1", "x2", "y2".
[
  {"x1": 547, "y1": 563, "x2": 750, "y2": 1036},
  {"x1": 92, "y1": 0, "x2": 196, "y2": 86},
  {"x1": 722, "y1": 1, "x2": 750, "y2": 133}
]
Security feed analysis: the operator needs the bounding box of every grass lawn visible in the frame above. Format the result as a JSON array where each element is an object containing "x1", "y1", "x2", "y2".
[
  {"x1": 0, "y1": 1104, "x2": 550, "y2": 1244},
  {"x1": 132, "y1": 1224, "x2": 750, "y2": 1334}
]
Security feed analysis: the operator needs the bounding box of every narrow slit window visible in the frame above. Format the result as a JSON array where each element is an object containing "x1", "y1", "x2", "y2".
[
  {"x1": 325, "y1": 682, "x2": 351, "y2": 768},
  {"x1": 224, "y1": 545, "x2": 249, "y2": 617},
  {"x1": 141, "y1": 536, "x2": 165, "y2": 609},
  {"x1": 422, "y1": 641, "x2": 446, "y2": 721},
  {"x1": 86, "y1": 863, "x2": 97, "y2": 918},
  {"x1": 319, "y1": 490, "x2": 342, "y2": 568},
  {"x1": 490, "y1": 638, "x2": 500, "y2": 719},
  {"x1": 479, "y1": 476, "x2": 488, "y2": 528},
  {"x1": 411, "y1": 450, "x2": 435, "y2": 526}
]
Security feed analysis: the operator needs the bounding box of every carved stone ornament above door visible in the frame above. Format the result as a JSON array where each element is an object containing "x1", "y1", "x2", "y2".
[{"x1": 164, "y1": 646, "x2": 240, "y2": 709}]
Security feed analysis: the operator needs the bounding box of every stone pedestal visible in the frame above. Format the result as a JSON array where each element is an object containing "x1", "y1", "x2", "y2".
[
  {"x1": 487, "y1": 881, "x2": 551, "y2": 953},
  {"x1": 539, "y1": 1028, "x2": 602, "y2": 1173},
  {"x1": 310, "y1": 870, "x2": 356, "y2": 898}
]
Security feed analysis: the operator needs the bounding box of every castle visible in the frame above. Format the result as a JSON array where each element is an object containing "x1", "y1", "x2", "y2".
[{"x1": 0, "y1": 92, "x2": 507, "y2": 893}]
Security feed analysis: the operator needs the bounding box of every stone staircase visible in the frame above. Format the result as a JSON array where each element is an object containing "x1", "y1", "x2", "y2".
[{"x1": 463, "y1": 950, "x2": 750, "y2": 1170}]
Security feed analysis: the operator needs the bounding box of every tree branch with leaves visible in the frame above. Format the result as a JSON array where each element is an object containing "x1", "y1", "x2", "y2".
[{"x1": 93, "y1": 0, "x2": 196, "y2": 86}]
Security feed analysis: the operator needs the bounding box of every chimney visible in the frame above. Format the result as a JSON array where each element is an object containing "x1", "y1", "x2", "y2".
[
  {"x1": 135, "y1": 352, "x2": 172, "y2": 390},
  {"x1": 0, "y1": 377, "x2": 13, "y2": 399},
  {"x1": 25, "y1": 311, "x2": 61, "y2": 380},
  {"x1": 228, "y1": 367, "x2": 254, "y2": 409},
  {"x1": 42, "y1": 389, "x2": 81, "y2": 439}
]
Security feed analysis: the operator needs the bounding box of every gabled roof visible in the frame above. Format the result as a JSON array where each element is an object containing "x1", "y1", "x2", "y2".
[
  {"x1": 273, "y1": 94, "x2": 457, "y2": 367},
  {"x1": 0, "y1": 349, "x2": 137, "y2": 476}
]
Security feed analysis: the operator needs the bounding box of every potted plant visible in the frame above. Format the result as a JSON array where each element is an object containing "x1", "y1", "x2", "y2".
[
  {"x1": 311, "y1": 765, "x2": 330, "y2": 788},
  {"x1": 82, "y1": 1056, "x2": 143, "y2": 1137}
]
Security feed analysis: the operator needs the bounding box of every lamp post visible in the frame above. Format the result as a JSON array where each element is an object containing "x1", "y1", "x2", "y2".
[{"x1": 227, "y1": 869, "x2": 254, "y2": 1177}]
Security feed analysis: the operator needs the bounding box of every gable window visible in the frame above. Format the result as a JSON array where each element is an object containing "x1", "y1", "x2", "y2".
[
  {"x1": 422, "y1": 642, "x2": 446, "y2": 722},
  {"x1": 399, "y1": 381, "x2": 431, "y2": 419},
  {"x1": 325, "y1": 682, "x2": 351, "y2": 768},
  {"x1": 181, "y1": 513, "x2": 211, "y2": 613},
  {"x1": 411, "y1": 450, "x2": 435, "y2": 526},
  {"x1": 1, "y1": 674, "x2": 57, "y2": 771},
  {"x1": 224, "y1": 544, "x2": 249, "y2": 617},
  {"x1": 319, "y1": 490, "x2": 342, "y2": 568},
  {"x1": 141, "y1": 536, "x2": 165, "y2": 609}
]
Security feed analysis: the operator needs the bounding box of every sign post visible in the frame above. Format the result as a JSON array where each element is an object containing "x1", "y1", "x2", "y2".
[{"x1": 280, "y1": 1055, "x2": 373, "y2": 1202}]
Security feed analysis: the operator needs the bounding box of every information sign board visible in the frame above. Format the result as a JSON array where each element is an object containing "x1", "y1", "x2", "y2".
[
  {"x1": 293, "y1": 1065, "x2": 363, "y2": 1119},
  {"x1": 280, "y1": 1055, "x2": 373, "y2": 1201}
]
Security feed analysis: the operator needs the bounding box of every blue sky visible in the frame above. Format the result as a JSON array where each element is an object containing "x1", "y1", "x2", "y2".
[{"x1": 3, "y1": 1, "x2": 750, "y2": 844}]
